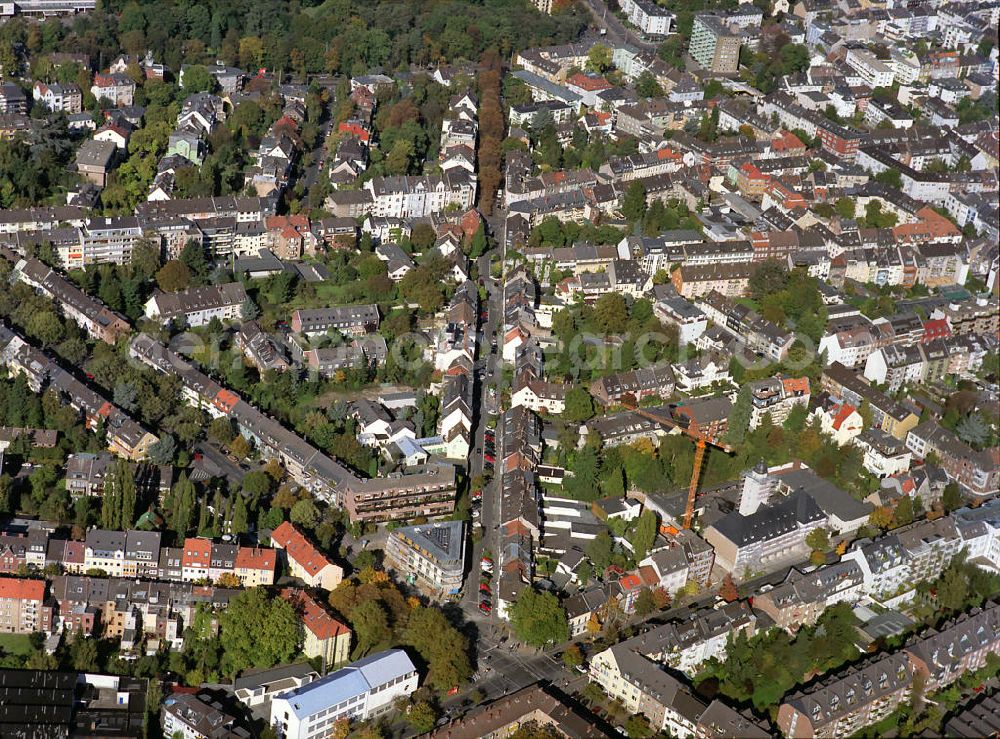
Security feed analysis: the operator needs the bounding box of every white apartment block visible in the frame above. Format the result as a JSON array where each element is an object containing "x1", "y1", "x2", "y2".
[
  {"x1": 845, "y1": 48, "x2": 896, "y2": 88},
  {"x1": 364, "y1": 174, "x2": 475, "y2": 219},
  {"x1": 270, "y1": 650, "x2": 418, "y2": 739},
  {"x1": 620, "y1": 0, "x2": 675, "y2": 35}
]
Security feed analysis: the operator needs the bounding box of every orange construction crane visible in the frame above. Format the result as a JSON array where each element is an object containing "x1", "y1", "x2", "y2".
[{"x1": 621, "y1": 402, "x2": 734, "y2": 530}]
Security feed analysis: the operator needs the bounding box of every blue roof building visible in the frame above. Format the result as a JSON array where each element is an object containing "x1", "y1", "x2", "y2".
[{"x1": 269, "y1": 649, "x2": 418, "y2": 738}]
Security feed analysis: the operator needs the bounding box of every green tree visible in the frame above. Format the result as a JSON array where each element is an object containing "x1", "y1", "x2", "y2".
[
  {"x1": 585, "y1": 530, "x2": 614, "y2": 572},
  {"x1": 956, "y1": 413, "x2": 988, "y2": 448},
  {"x1": 290, "y1": 499, "x2": 320, "y2": 530},
  {"x1": 509, "y1": 588, "x2": 569, "y2": 647},
  {"x1": 350, "y1": 600, "x2": 392, "y2": 659},
  {"x1": 585, "y1": 44, "x2": 612, "y2": 73},
  {"x1": 805, "y1": 527, "x2": 830, "y2": 553},
  {"x1": 26, "y1": 311, "x2": 65, "y2": 347},
  {"x1": 563, "y1": 387, "x2": 595, "y2": 422},
  {"x1": 116, "y1": 458, "x2": 137, "y2": 528},
  {"x1": 240, "y1": 298, "x2": 259, "y2": 321},
  {"x1": 625, "y1": 714, "x2": 653, "y2": 739},
  {"x1": 181, "y1": 64, "x2": 217, "y2": 93},
  {"x1": 894, "y1": 495, "x2": 915, "y2": 527},
  {"x1": 592, "y1": 292, "x2": 628, "y2": 334},
  {"x1": 861, "y1": 200, "x2": 898, "y2": 228},
  {"x1": 130, "y1": 238, "x2": 162, "y2": 280},
  {"x1": 230, "y1": 495, "x2": 249, "y2": 537},
  {"x1": 148, "y1": 435, "x2": 176, "y2": 465},
  {"x1": 469, "y1": 222, "x2": 488, "y2": 259},
  {"x1": 749, "y1": 259, "x2": 789, "y2": 302},
  {"x1": 873, "y1": 169, "x2": 902, "y2": 189},
  {"x1": 100, "y1": 459, "x2": 135, "y2": 530},
  {"x1": 0, "y1": 474, "x2": 13, "y2": 514},
  {"x1": 628, "y1": 510, "x2": 657, "y2": 560},
  {"x1": 208, "y1": 417, "x2": 235, "y2": 446},
  {"x1": 635, "y1": 71, "x2": 663, "y2": 98},
  {"x1": 834, "y1": 197, "x2": 856, "y2": 219},
  {"x1": 407, "y1": 701, "x2": 438, "y2": 733},
  {"x1": 622, "y1": 181, "x2": 647, "y2": 223},
  {"x1": 562, "y1": 644, "x2": 584, "y2": 667},
  {"x1": 935, "y1": 560, "x2": 969, "y2": 612},
  {"x1": 778, "y1": 44, "x2": 809, "y2": 74},
  {"x1": 941, "y1": 482, "x2": 963, "y2": 512},
  {"x1": 634, "y1": 588, "x2": 658, "y2": 617},
  {"x1": 219, "y1": 588, "x2": 301, "y2": 676},
  {"x1": 401, "y1": 606, "x2": 472, "y2": 689},
  {"x1": 70, "y1": 629, "x2": 99, "y2": 672},
  {"x1": 155, "y1": 260, "x2": 191, "y2": 292},
  {"x1": 724, "y1": 384, "x2": 753, "y2": 446},
  {"x1": 169, "y1": 473, "x2": 197, "y2": 536}
]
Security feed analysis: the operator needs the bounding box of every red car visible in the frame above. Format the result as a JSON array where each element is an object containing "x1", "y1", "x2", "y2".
[
  {"x1": 479, "y1": 602, "x2": 492, "y2": 614},
  {"x1": 484, "y1": 453, "x2": 496, "y2": 463},
  {"x1": 479, "y1": 583, "x2": 491, "y2": 593}
]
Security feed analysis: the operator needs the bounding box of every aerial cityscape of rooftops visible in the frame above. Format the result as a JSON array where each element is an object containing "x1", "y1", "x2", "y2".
[{"x1": 0, "y1": 0, "x2": 996, "y2": 737}]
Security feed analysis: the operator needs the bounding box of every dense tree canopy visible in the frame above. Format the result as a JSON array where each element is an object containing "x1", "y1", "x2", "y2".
[
  {"x1": 218, "y1": 588, "x2": 302, "y2": 676},
  {"x1": 8, "y1": 0, "x2": 586, "y2": 83},
  {"x1": 509, "y1": 588, "x2": 569, "y2": 647}
]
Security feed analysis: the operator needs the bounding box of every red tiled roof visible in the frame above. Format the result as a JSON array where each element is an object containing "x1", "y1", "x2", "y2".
[
  {"x1": 638, "y1": 565, "x2": 660, "y2": 587},
  {"x1": 271, "y1": 522, "x2": 332, "y2": 577},
  {"x1": 0, "y1": 577, "x2": 45, "y2": 601},
  {"x1": 214, "y1": 389, "x2": 240, "y2": 411},
  {"x1": 182, "y1": 537, "x2": 212, "y2": 568},
  {"x1": 64, "y1": 540, "x2": 85, "y2": 563},
  {"x1": 831, "y1": 403, "x2": 857, "y2": 431},
  {"x1": 772, "y1": 130, "x2": 805, "y2": 151},
  {"x1": 781, "y1": 376, "x2": 810, "y2": 396},
  {"x1": 618, "y1": 573, "x2": 642, "y2": 591},
  {"x1": 281, "y1": 588, "x2": 350, "y2": 640},
  {"x1": 504, "y1": 326, "x2": 526, "y2": 343},
  {"x1": 566, "y1": 73, "x2": 611, "y2": 91},
  {"x1": 235, "y1": 547, "x2": 276, "y2": 572}
]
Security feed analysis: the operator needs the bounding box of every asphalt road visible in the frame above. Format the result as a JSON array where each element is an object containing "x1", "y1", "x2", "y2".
[
  {"x1": 192, "y1": 441, "x2": 251, "y2": 488},
  {"x1": 579, "y1": 0, "x2": 662, "y2": 51},
  {"x1": 458, "y1": 249, "x2": 504, "y2": 625},
  {"x1": 299, "y1": 85, "x2": 338, "y2": 192}
]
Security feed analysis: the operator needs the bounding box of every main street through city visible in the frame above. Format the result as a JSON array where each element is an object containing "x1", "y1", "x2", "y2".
[{"x1": 447, "y1": 2, "x2": 697, "y2": 709}]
